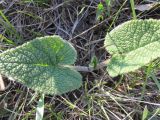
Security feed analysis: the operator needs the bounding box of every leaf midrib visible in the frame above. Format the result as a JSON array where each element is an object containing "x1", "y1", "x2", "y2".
[{"x1": 0, "y1": 61, "x2": 57, "y2": 67}]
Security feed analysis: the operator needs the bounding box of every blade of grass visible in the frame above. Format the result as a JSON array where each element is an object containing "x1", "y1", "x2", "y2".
[
  {"x1": 100, "y1": 103, "x2": 110, "y2": 120},
  {"x1": 27, "y1": 92, "x2": 38, "y2": 106},
  {"x1": 0, "y1": 10, "x2": 17, "y2": 35},
  {"x1": 142, "y1": 106, "x2": 149, "y2": 120},
  {"x1": 61, "y1": 97, "x2": 88, "y2": 116},
  {"x1": 0, "y1": 34, "x2": 15, "y2": 45},
  {"x1": 130, "y1": 0, "x2": 137, "y2": 19},
  {"x1": 0, "y1": 10, "x2": 22, "y2": 44},
  {"x1": 107, "y1": 0, "x2": 128, "y2": 31},
  {"x1": 148, "y1": 108, "x2": 160, "y2": 120},
  {"x1": 150, "y1": 72, "x2": 160, "y2": 92},
  {"x1": 141, "y1": 63, "x2": 153, "y2": 99},
  {"x1": 36, "y1": 94, "x2": 45, "y2": 120}
]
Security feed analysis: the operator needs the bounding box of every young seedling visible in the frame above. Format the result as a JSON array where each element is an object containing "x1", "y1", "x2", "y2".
[
  {"x1": 96, "y1": 0, "x2": 111, "y2": 21},
  {"x1": 0, "y1": 19, "x2": 159, "y2": 119}
]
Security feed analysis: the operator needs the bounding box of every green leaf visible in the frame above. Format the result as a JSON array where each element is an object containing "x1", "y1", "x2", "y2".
[
  {"x1": 89, "y1": 56, "x2": 98, "y2": 69},
  {"x1": 96, "y1": 2, "x2": 104, "y2": 20},
  {"x1": 0, "y1": 35, "x2": 82, "y2": 94},
  {"x1": 105, "y1": 19, "x2": 160, "y2": 77},
  {"x1": 105, "y1": 0, "x2": 111, "y2": 6},
  {"x1": 142, "y1": 106, "x2": 149, "y2": 120},
  {"x1": 97, "y1": 2, "x2": 104, "y2": 11}
]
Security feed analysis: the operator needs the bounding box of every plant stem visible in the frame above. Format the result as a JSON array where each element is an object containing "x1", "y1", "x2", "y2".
[
  {"x1": 130, "y1": 0, "x2": 137, "y2": 19},
  {"x1": 74, "y1": 60, "x2": 108, "y2": 72}
]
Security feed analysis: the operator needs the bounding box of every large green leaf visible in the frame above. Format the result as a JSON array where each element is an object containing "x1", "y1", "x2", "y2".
[
  {"x1": 0, "y1": 35, "x2": 82, "y2": 94},
  {"x1": 105, "y1": 19, "x2": 160, "y2": 77}
]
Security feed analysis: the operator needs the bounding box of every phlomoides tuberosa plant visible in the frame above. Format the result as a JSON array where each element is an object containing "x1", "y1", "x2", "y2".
[{"x1": 0, "y1": 19, "x2": 160, "y2": 119}]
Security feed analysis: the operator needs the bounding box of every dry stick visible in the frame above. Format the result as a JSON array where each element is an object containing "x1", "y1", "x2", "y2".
[{"x1": 73, "y1": 60, "x2": 108, "y2": 72}]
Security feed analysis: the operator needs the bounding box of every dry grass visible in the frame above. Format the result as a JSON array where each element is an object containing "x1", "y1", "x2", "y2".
[{"x1": 0, "y1": 0, "x2": 160, "y2": 120}]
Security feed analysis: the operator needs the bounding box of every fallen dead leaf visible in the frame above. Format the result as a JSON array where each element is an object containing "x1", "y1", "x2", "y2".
[{"x1": 135, "y1": 3, "x2": 159, "y2": 12}]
